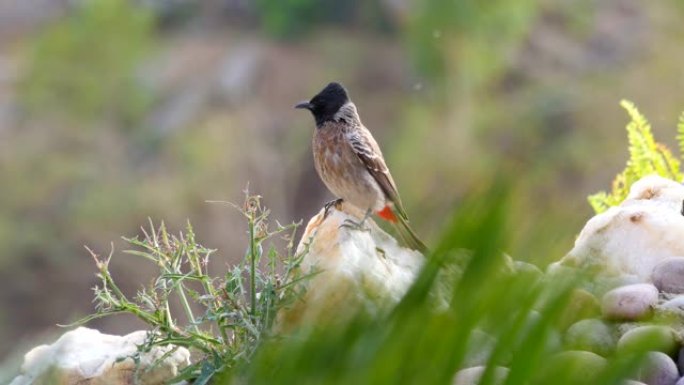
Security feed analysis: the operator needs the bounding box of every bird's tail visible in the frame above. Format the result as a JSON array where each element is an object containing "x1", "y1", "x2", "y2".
[{"x1": 392, "y1": 213, "x2": 429, "y2": 254}]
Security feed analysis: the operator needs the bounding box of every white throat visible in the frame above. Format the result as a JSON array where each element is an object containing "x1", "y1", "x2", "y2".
[{"x1": 333, "y1": 102, "x2": 360, "y2": 123}]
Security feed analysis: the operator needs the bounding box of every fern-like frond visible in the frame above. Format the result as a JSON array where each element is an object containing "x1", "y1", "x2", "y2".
[
  {"x1": 587, "y1": 100, "x2": 683, "y2": 214},
  {"x1": 677, "y1": 111, "x2": 684, "y2": 158},
  {"x1": 587, "y1": 192, "x2": 610, "y2": 215}
]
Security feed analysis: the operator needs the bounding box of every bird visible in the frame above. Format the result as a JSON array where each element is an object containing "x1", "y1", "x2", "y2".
[{"x1": 295, "y1": 82, "x2": 427, "y2": 253}]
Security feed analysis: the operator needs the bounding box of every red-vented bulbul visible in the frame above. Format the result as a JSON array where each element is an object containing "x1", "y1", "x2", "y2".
[{"x1": 295, "y1": 82, "x2": 427, "y2": 253}]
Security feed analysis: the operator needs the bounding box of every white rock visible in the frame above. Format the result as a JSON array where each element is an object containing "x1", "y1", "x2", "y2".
[
  {"x1": 453, "y1": 366, "x2": 509, "y2": 385},
  {"x1": 601, "y1": 283, "x2": 658, "y2": 321},
  {"x1": 652, "y1": 257, "x2": 684, "y2": 294},
  {"x1": 276, "y1": 202, "x2": 424, "y2": 329},
  {"x1": 635, "y1": 352, "x2": 679, "y2": 385},
  {"x1": 559, "y1": 175, "x2": 684, "y2": 280},
  {"x1": 660, "y1": 296, "x2": 684, "y2": 313},
  {"x1": 10, "y1": 327, "x2": 190, "y2": 385}
]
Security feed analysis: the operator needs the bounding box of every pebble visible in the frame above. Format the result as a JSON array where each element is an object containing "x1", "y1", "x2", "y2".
[
  {"x1": 545, "y1": 263, "x2": 580, "y2": 283},
  {"x1": 660, "y1": 296, "x2": 684, "y2": 312},
  {"x1": 557, "y1": 289, "x2": 601, "y2": 330},
  {"x1": 652, "y1": 257, "x2": 684, "y2": 294},
  {"x1": 617, "y1": 325, "x2": 678, "y2": 356},
  {"x1": 514, "y1": 261, "x2": 544, "y2": 284},
  {"x1": 589, "y1": 274, "x2": 644, "y2": 298},
  {"x1": 453, "y1": 366, "x2": 509, "y2": 385},
  {"x1": 463, "y1": 330, "x2": 497, "y2": 367},
  {"x1": 634, "y1": 352, "x2": 679, "y2": 385},
  {"x1": 537, "y1": 351, "x2": 607, "y2": 383},
  {"x1": 564, "y1": 318, "x2": 616, "y2": 357},
  {"x1": 601, "y1": 283, "x2": 658, "y2": 321},
  {"x1": 519, "y1": 311, "x2": 562, "y2": 354},
  {"x1": 677, "y1": 346, "x2": 684, "y2": 375}
]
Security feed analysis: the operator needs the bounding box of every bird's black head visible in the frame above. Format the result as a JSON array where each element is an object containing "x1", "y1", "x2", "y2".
[{"x1": 295, "y1": 82, "x2": 350, "y2": 126}]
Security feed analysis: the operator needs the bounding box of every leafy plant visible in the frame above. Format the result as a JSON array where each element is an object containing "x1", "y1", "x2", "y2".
[
  {"x1": 588, "y1": 100, "x2": 684, "y2": 213},
  {"x1": 73, "y1": 192, "x2": 304, "y2": 384}
]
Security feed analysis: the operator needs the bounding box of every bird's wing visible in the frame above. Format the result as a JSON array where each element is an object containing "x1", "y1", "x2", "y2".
[{"x1": 346, "y1": 126, "x2": 409, "y2": 220}]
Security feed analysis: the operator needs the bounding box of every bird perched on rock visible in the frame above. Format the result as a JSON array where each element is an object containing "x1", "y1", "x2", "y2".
[{"x1": 295, "y1": 82, "x2": 427, "y2": 253}]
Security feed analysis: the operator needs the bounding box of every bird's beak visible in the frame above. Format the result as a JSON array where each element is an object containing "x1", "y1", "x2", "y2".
[{"x1": 294, "y1": 101, "x2": 313, "y2": 110}]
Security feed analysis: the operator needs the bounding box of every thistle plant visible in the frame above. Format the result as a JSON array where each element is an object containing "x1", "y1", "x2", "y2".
[{"x1": 73, "y1": 191, "x2": 305, "y2": 384}]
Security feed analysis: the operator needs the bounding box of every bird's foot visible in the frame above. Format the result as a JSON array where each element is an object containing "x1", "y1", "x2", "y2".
[
  {"x1": 323, "y1": 198, "x2": 344, "y2": 219},
  {"x1": 339, "y1": 209, "x2": 372, "y2": 232},
  {"x1": 339, "y1": 218, "x2": 370, "y2": 232}
]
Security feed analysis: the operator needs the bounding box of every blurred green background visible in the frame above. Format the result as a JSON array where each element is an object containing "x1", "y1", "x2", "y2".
[{"x1": 1, "y1": 0, "x2": 684, "y2": 362}]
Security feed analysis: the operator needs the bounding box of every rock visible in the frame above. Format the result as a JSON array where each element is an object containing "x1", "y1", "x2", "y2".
[
  {"x1": 559, "y1": 176, "x2": 684, "y2": 280},
  {"x1": 557, "y1": 289, "x2": 601, "y2": 330},
  {"x1": 453, "y1": 366, "x2": 509, "y2": 385},
  {"x1": 652, "y1": 257, "x2": 684, "y2": 294},
  {"x1": 677, "y1": 377, "x2": 684, "y2": 385},
  {"x1": 601, "y1": 283, "x2": 658, "y2": 321},
  {"x1": 677, "y1": 346, "x2": 684, "y2": 375},
  {"x1": 518, "y1": 310, "x2": 562, "y2": 354},
  {"x1": 617, "y1": 325, "x2": 678, "y2": 356},
  {"x1": 655, "y1": 296, "x2": 684, "y2": 323},
  {"x1": 513, "y1": 261, "x2": 544, "y2": 284},
  {"x1": 588, "y1": 274, "x2": 645, "y2": 298},
  {"x1": 622, "y1": 381, "x2": 648, "y2": 385},
  {"x1": 660, "y1": 296, "x2": 684, "y2": 312},
  {"x1": 276, "y1": 202, "x2": 424, "y2": 330},
  {"x1": 9, "y1": 327, "x2": 190, "y2": 385},
  {"x1": 634, "y1": 352, "x2": 679, "y2": 385},
  {"x1": 463, "y1": 330, "x2": 498, "y2": 368},
  {"x1": 545, "y1": 263, "x2": 580, "y2": 283},
  {"x1": 537, "y1": 351, "x2": 607, "y2": 383},
  {"x1": 564, "y1": 318, "x2": 616, "y2": 357}
]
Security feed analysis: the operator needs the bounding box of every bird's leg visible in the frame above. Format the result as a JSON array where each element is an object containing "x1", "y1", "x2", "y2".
[
  {"x1": 323, "y1": 198, "x2": 344, "y2": 219},
  {"x1": 340, "y1": 208, "x2": 372, "y2": 232}
]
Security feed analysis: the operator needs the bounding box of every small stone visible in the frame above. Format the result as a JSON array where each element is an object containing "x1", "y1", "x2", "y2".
[
  {"x1": 617, "y1": 325, "x2": 678, "y2": 356},
  {"x1": 463, "y1": 330, "x2": 497, "y2": 367},
  {"x1": 652, "y1": 257, "x2": 684, "y2": 294},
  {"x1": 537, "y1": 351, "x2": 607, "y2": 383},
  {"x1": 588, "y1": 274, "x2": 644, "y2": 298},
  {"x1": 655, "y1": 296, "x2": 684, "y2": 323},
  {"x1": 564, "y1": 318, "x2": 616, "y2": 357},
  {"x1": 452, "y1": 366, "x2": 509, "y2": 385},
  {"x1": 557, "y1": 289, "x2": 601, "y2": 330},
  {"x1": 545, "y1": 263, "x2": 580, "y2": 283},
  {"x1": 514, "y1": 261, "x2": 543, "y2": 283},
  {"x1": 622, "y1": 381, "x2": 648, "y2": 385},
  {"x1": 660, "y1": 296, "x2": 684, "y2": 312},
  {"x1": 601, "y1": 283, "x2": 658, "y2": 321},
  {"x1": 676, "y1": 377, "x2": 684, "y2": 385},
  {"x1": 677, "y1": 346, "x2": 684, "y2": 375},
  {"x1": 519, "y1": 311, "x2": 562, "y2": 354},
  {"x1": 634, "y1": 352, "x2": 678, "y2": 385}
]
